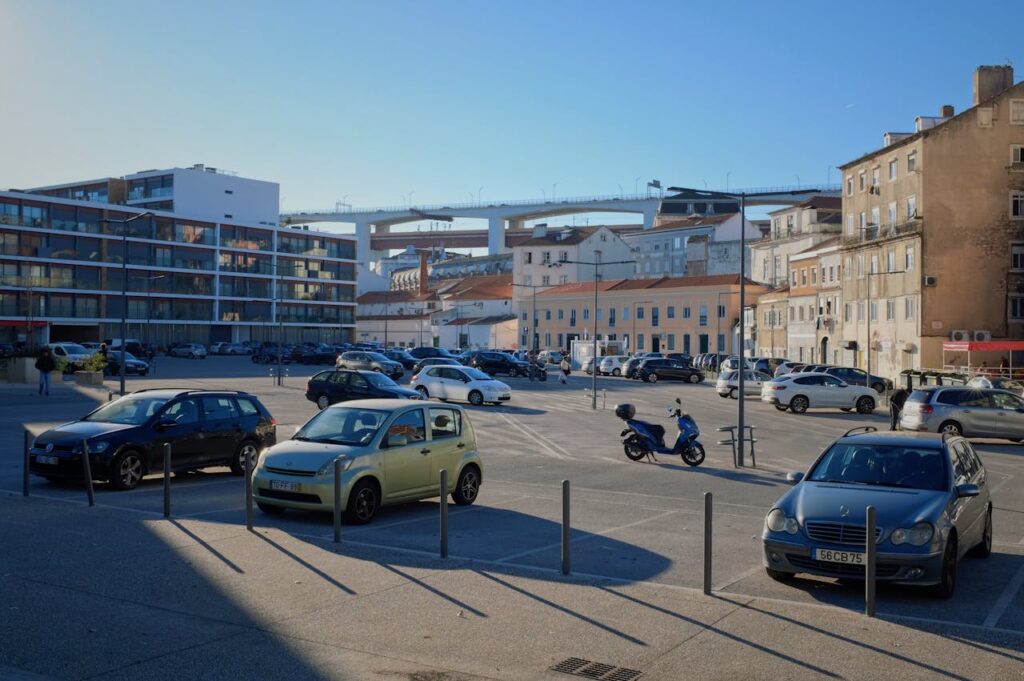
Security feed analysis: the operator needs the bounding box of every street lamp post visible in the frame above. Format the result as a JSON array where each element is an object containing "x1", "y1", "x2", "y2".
[
  {"x1": 551, "y1": 256, "x2": 633, "y2": 410},
  {"x1": 100, "y1": 211, "x2": 153, "y2": 395},
  {"x1": 512, "y1": 282, "x2": 545, "y2": 353}
]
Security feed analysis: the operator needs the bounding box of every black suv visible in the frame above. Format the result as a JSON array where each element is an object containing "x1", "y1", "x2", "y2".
[
  {"x1": 29, "y1": 389, "x2": 277, "y2": 490},
  {"x1": 408, "y1": 346, "x2": 456, "y2": 360},
  {"x1": 305, "y1": 369, "x2": 421, "y2": 409},
  {"x1": 465, "y1": 350, "x2": 531, "y2": 377},
  {"x1": 637, "y1": 359, "x2": 704, "y2": 383},
  {"x1": 383, "y1": 348, "x2": 418, "y2": 370}
]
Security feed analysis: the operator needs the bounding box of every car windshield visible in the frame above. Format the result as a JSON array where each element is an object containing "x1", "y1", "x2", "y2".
[
  {"x1": 84, "y1": 396, "x2": 170, "y2": 425},
  {"x1": 365, "y1": 373, "x2": 398, "y2": 388},
  {"x1": 365, "y1": 352, "x2": 390, "y2": 362},
  {"x1": 295, "y1": 408, "x2": 389, "y2": 446},
  {"x1": 808, "y1": 443, "x2": 948, "y2": 491},
  {"x1": 110, "y1": 351, "x2": 139, "y2": 361},
  {"x1": 463, "y1": 368, "x2": 491, "y2": 381}
]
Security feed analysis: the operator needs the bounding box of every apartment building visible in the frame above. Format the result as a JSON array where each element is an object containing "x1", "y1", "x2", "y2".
[
  {"x1": 750, "y1": 196, "x2": 842, "y2": 288},
  {"x1": 624, "y1": 213, "x2": 763, "y2": 279},
  {"x1": 534, "y1": 275, "x2": 766, "y2": 355},
  {"x1": 838, "y1": 65, "x2": 1024, "y2": 376},
  {"x1": 786, "y1": 239, "x2": 841, "y2": 363},
  {"x1": 0, "y1": 191, "x2": 356, "y2": 346},
  {"x1": 755, "y1": 286, "x2": 789, "y2": 359}
]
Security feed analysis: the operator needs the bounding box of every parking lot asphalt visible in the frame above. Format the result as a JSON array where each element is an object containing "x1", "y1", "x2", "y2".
[{"x1": 1, "y1": 356, "x2": 1023, "y2": 680}]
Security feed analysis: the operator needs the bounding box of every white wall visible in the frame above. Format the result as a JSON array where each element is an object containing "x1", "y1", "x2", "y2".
[{"x1": 166, "y1": 168, "x2": 280, "y2": 225}]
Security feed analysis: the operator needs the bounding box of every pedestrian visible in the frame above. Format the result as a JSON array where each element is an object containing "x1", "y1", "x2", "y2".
[
  {"x1": 558, "y1": 356, "x2": 570, "y2": 384},
  {"x1": 999, "y1": 356, "x2": 1009, "y2": 374},
  {"x1": 99, "y1": 342, "x2": 108, "y2": 359},
  {"x1": 35, "y1": 347, "x2": 56, "y2": 396},
  {"x1": 889, "y1": 387, "x2": 909, "y2": 431}
]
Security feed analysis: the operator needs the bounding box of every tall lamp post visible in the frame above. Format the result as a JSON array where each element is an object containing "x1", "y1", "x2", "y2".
[
  {"x1": 666, "y1": 187, "x2": 821, "y2": 466},
  {"x1": 551, "y1": 255, "x2": 633, "y2": 410},
  {"x1": 100, "y1": 211, "x2": 153, "y2": 395},
  {"x1": 512, "y1": 282, "x2": 545, "y2": 352}
]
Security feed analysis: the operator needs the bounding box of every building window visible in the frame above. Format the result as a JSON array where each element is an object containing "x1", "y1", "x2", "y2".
[
  {"x1": 905, "y1": 246, "x2": 915, "y2": 271},
  {"x1": 717, "y1": 333, "x2": 725, "y2": 352},
  {"x1": 583, "y1": 307, "x2": 589, "y2": 320},
  {"x1": 609, "y1": 307, "x2": 616, "y2": 327},
  {"x1": 829, "y1": 266, "x2": 835, "y2": 282},
  {"x1": 524, "y1": 252, "x2": 532, "y2": 264},
  {"x1": 559, "y1": 275, "x2": 567, "y2": 285},
  {"x1": 857, "y1": 301, "x2": 865, "y2": 321},
  {"x1": 859, "y1": 212, "x2": 865, "y2": 230},
  {"x1": 541, "y1": 275, "x2": 550, "y2": 286},
  {"x1": 798, "y1": 306, "x2": 804, "y2": 321},
  {"x1": 888, "y1": 202, "x2": 897, "y2": 226},
  {"x1": 869, "y1": 301, "x2": 878, "y2": 322},
  {"x1": 801, "y1": 269, "x2": 807, "y2": 286},
  {"x1": 558, "y1": 250, "x2": 568, "y2": 262},
  {"x1": 523, "y1": 274, "x2": 532, "y2": 286},
  {"x1": 846, "y1": 214, "x2": 854, "y2": 235},
  {"x1": 907, "y1": 195, "x2": 917, "y2": 219},
  {"x1": 1011, "y1": 297, "x2": 1024, "y2": 321},
  {"x1": 717, "y1": 304, "x2": 726, "y2": 318},
  {"x1": 665, "y1": 305, "x2": 675, "y2": 319},
  {"x1": 1012, "y1": 145, "x2": 1024, "y2": 166},
  {"x1": 683, "y1": 306, "x2": 691, "y2": 319},
  {"x1": 856, "y1": 255, "x2": 864, "y2": 277},
  {"x1": 791, "y1": 270, "x2": 797, "y2": 286},
  {"x1": 907, "y1": 151, "x2": 917, "y2": 172},
  {"x1": 905, "y1": 296, "x2": 916, "y2": 320},
  {"x1": 570, "y1": 309, "x2": 576, "y2": 327},
  {"x1": 637, "y1": 333, "x2": 645, "y2": 350},
  {"x1": 1012, "y1": 191, "x2": 1024, "y2": 219},
  {"x1": 846, "y1": 176, "x2": 853, "y2": 196},
  {"x1": 871, "y1": 166, "x2": 880, "y2": 187},
  {"x1": 557, "y1": 308, "x2": 564, "y2": 320},
  {"x1": 789, "y1": 307, "x2": 795, "y2": 321},
  {"x1": 858, "y1": 171, "x2": 866, "y2": 192},
  {"x1": 844, "y1": 257, "x2": 852, "y2": 280},
  {"x1": 811, "y1": 268, "x2": 817, "y2": 285},
  {"x1": 763, "y1": 311, "x2": 770, "y2": 326},
  {"x1": 667, "y1": 334, "x2": 676, "y2": 351},
  {"x1": 886, "y1": 299, "x2": 896, "y2": 321},
  {"x1": 870, "y1": 254, "x2": 878, "y2": 274},
  {"x1": 871, "y1": 207, "x2": 879, "y2": 226},
  {"x1": 1012, "y1": 244, "x2": 1024, "y2": 271},
  {"x1": 887, "y1": 248, "x2": 896, "y2": 272},
  {"x1": 545, "y1": 309, "x2": 552, "y2": 320},
  {"x1": 1011, "y1": 100, "x2": 1024, "y2": 125},
  {"x1": 888, "y1": 159, "x2": 897, "y2": 181},
  {"x1": 521, "y1": 311, "x2": 528, "y2": 322},
  {"x1": 844, "y1": 303, "x2": 851, "y2": 323},
  {"x1": 698, "y1": 304, "x2": 708, "y2": 326},
  {"x1": 542, "y1": 251, "x2": 551, "y2": 264}
]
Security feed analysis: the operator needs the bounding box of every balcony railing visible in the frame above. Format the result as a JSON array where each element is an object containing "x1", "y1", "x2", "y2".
[{"x1": 842, "y1": 218, "x2": 922, "y2": 246}]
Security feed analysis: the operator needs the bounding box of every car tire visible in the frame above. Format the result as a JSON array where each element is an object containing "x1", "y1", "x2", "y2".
[
  {"x1": 939, "y1": 421, "x2": 963, "y2": 437},
  {"x1": 648, "y1": 373, "x2": 659, "y2": 383},
  {"x1": 452, "y1": 465, "x2": 481, "y2": 506},
  {"x1": 257, "y1": 501, "x2": 285, "y2": 515},
  {"x1": 230, "y1": 440, "x2": 260, "y2": 476},
  {"x1": 856, "y1": 396, "x2": 875, "y2": 414},
  {"x1": 689, "y1": 373, "x2": 701, "y2": 384},
  {"x1": 790, "y1": 396, "x2": 809, "y2": 414},
  {"x1": 728, "y1": 388, "x2": 737, "y2": 400},
  {"x1": 766, "y1": 567, "x2": 794, "y2": 582},
  {"x1": 416, "y1": 386, "x2": 429, "y2": 399},
  {"x1": 933, "y1": 535, "x2": 958, "y2": 599},
  {"x1": 345, "y1": 478, "x2": 380, "y2": 525},
  {"x1": 612, "y1": 368, "x2": 621, "y2": 376},
  {"x1": 110, "y1": 450, "x2": 145, "y2": 490},
  {"x1": 971, "y1": 507, "x2": 993, "y2": 558},
  {"x1": 468, "y1": 390, "x2": 484, "y2": 406},
  {"x1": 316, "y1": 394, "x2": 331, "y2": 410}
]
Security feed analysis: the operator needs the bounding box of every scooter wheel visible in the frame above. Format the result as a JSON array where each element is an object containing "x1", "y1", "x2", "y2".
[
  {"x1": 623, "y1": 440, "x2": 648, "y2": 461},
  {"x1": 681, "y1": 443, "x2": 706, "y2": 467}
]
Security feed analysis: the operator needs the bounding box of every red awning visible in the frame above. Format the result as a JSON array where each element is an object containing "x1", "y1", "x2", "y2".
[{"x1": 942, "y1": 341, "x2": 1024, "y2": 352}]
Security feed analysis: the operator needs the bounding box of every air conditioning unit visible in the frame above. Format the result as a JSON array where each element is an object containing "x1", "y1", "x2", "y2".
[
  {"x1": 923, "y1": 275, "x2": 938, "y2": 287},
  {"x1": 950, "y1": 330, "x2": 970, "y2": 342},
  {"x1": 973, "y1": 330, "x2": 992, "y2": 342}
]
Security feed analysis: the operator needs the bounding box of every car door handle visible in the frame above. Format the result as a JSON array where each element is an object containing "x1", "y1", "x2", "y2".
[
  {"x1": 457, "y1": 442, "x2": 465, "y2": 449},
  {"x1": 420, "y1": 448, "x2": 431, "y2": 455}
]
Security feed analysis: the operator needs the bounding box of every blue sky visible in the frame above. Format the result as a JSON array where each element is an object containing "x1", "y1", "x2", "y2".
[{"x1": 3, "y1": 0, "x2": 1023, "y2": 225}]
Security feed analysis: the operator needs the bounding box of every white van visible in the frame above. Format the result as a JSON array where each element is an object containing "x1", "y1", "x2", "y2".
[{"x1": 48, "y1": 343, "x2": 93, "y2": 368}]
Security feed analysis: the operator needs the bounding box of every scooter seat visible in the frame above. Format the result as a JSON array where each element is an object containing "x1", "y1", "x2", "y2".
[{"x1": 647, "y1": 424, "x2": 666, "y2": 447}]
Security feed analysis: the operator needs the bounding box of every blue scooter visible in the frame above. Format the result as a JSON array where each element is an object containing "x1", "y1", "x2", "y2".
[{"x1": 616, "y1": 398, "x2": 706, "y2": 466}]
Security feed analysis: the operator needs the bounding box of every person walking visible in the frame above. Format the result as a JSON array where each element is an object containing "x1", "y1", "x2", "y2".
[
  {"x1": 35, "y1": 347, "x2": 56, "y2": 396},
  {"x1": 889, "y1": 386, "x2": 909, "y2": 431},
  {"x1": 558, "y1": 356, "x2": 570, "y2": 384}
]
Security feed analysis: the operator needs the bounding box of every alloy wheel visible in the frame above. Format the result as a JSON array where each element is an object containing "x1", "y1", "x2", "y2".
[{"x1": 117, "y1": 453, "x2": 143, "y2": 489}]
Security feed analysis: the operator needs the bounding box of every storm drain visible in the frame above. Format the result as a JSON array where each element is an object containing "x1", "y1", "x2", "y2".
[{"x1": 550, "y1": 657, "x2": 643, "y2": 681}]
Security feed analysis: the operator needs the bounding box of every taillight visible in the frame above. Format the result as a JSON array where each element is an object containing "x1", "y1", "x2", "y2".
[
  {"x1": 773, "y1": 385, "x2": 786, "y2": 390},
  {"x1": 919, "y1": 405, "x2": 933, "y2": 415},
  {"x1": 270, "y1": 417, "x2": 278, "y2": 426}
]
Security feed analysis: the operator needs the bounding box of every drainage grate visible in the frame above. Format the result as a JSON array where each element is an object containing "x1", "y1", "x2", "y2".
[{"x1": 550, "y1": 658, "x2": 642, "y2": 681}]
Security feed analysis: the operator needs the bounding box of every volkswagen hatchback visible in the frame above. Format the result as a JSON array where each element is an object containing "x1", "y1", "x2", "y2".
[{"x1": 252, "y1": 400, "x2": 482, "y2": 524}]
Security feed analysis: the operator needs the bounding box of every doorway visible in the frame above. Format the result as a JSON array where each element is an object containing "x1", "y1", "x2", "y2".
[
  {"x1": 652, "y1": 335, "x2": 661, "y2": 353},
  {"x1": 820, "y1": 337, "x2": 829, "y2": 364}
]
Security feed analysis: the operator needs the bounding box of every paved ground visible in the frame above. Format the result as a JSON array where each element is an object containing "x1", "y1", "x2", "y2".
[{"x1": 1, "y1": 356, "x2": 1023, "y2": 680}]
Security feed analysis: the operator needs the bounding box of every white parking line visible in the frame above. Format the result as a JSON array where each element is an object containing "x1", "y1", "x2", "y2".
[
  {"x1": 984, "y1": 562, "x2": 1024, "y2": 628},
  {"x1": 498, "y1": 413, "x2": 567, "y2": 460},
  {"x1": 342, "y1": 494, "x2": 534, "y2": 535}
]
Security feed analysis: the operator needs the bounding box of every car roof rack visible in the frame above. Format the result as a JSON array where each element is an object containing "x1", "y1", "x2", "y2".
[{"x1": 842, "y1": 426, "x2": 878, "y2": 437}]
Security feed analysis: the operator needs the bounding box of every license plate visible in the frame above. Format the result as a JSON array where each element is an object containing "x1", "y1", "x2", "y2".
[
  {"x1": 270, "y1": 480, "x2": 298, "y2": 492},
  {"x1": 814, "y1": 548, "x2": 864, "y2": 565},
  {"x1": 36, "y1": 455, "x2": 58, "y2": 465},
  {"x1": 498, "y1": 395, "x2": 511, "y2": 401}
]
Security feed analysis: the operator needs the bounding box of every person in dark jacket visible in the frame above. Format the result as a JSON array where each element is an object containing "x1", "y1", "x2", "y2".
[
  {"x1": 889, "y1": 387, "x2": 910, "y2": 430},
  {"x1": 34, "y1": 347, "x2": 56, "y2": 396}
]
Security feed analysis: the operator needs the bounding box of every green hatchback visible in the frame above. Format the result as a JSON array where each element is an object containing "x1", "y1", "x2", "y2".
[{"x1": 252, "y1": 399, "x2": 482, "y2": 524}]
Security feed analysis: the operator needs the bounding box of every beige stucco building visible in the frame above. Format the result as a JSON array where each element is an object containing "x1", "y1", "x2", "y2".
[
  {"x1": 785, "y1": 239, "x2": 842, "y2": 364},
  {"x1": 839, "y1": 65, "x2": 1024, "y2": 378},
  {"x1": 751, "y1": 197, "x2": 843, "y2": 288},
  {"x1": 755, "y1": 286, "x2": 789, "y2": 359}
]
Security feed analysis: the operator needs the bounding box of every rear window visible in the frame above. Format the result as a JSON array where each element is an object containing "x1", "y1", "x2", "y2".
[
  {"x1": 936, "y1": 390, "x2": 966, "y2": 406},
  {"x1": 237, "y1": 398, "x2": 259, "y2": 416},
  {"x1": 311, "y1": 371, "x2": 332, "y2": 382},
  {"x1": 906, "y1": 390, "x2": 931, "y2": 403}
]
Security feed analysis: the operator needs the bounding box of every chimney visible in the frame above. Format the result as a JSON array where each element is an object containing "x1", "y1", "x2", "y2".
[
  {"x1": 940, "y1": 104, "x2": 954, "y2": 118},
  {"x1": 418, "y1": 250, "x2": 429, "y2": 295},
  {"x1": 973, "y1": 65, "x2": 1014, "y2": 106},
  {"x1": 532, "y1": 222, "x2": 548, "y2": 238}
]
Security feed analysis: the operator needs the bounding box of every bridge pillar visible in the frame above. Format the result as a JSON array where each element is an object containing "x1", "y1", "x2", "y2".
[
  {"x1": 488, "y1": 217, "x2": 508, "y2": 255},
  {"x1": 356, "y1": 222, "x2": 373, "y2": 264},
  {"x1": 642, "y1": 203, "x2": 659, "y2": 229}
]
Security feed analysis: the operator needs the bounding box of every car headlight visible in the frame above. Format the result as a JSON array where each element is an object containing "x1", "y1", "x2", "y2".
[
  {"x1": 891, "y1": 521, "x2": 934, "y2": 546},
  {"x1": 316, "y1": 456, "x2": 354, "y2": 478},
  {"x1": 766, "y1": 509, "x2": 799, "y2": 534},
  {"x1": 89, "y1": 441, "x2": 110, "y2": 453}
]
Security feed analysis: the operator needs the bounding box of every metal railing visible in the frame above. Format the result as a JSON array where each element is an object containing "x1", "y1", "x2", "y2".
[{"x1": 842, "y1": 218, "x2": 922, "y2": 246}]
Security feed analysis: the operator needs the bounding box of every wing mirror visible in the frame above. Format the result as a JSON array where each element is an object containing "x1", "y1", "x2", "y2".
[
  {"x1": 155, "y1": 418, "x2": 177, "y2": 431},
  {"x1": 386, "y1": 433, "x2": 408, "y2": 448},
  {"x1": 786, "y1": 471, "x2": 805, "y2": 485},
  {"x1": 955, "y1": 483, "x2": 980, "y2": 498}
]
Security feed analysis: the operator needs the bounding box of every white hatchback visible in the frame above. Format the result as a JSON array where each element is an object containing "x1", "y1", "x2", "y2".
[
  {"x1": 598, "y1": 355, "x2": 631, "y2": 376},
  {"x1": 411, "y1": 365, "x2": 512, "y2": 406},
  {"x1": 761, "y1": 373, "x2": 877, "y2": 414},
  {"x1": 716, "y1": 369, "x2": 773, "y2": 398}
]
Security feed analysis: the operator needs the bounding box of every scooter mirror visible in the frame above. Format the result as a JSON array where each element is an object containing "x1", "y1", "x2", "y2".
[
  {"x1": 666, "y1": 406, "x2": 674, "y2": 414},
  {"x1": 675, "y1": 398, "x2": 681, "y2": 404}
]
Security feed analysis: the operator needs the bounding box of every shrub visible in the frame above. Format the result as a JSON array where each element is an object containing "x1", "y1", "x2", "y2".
[{"x1": 80, "y1": 353, "x2": 108, "y2": 373}]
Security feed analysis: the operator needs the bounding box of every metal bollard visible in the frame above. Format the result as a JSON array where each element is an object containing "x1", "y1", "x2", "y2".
[
  {"x1": 561, "y1": 479, "x2": 571, "y2": 575},
  {"x1": 108, "y1": 391, "x2": 113, "y2": 402},
  {"x1": 703, "y1": 492, "x2": 713, "y2": 595},
  {"x1": 865, "y1": 505, "x2": 877, "y2": 617},
  {"x1": 81, "y1": 439, "x2": 95, "y2": 507},
  {"x1": 162, "y1": 443, "x2": 171, "y2": 518},
  {"x1": 440, "y1": 469, "x2": 449, "y2": 558},
  {"x1": 333, "y1": 459, "x2": 342, "y2": 543},
  {"x1": 23, "y1": 429, "x2": 31, "y2": 497},
  {"x1": 245, "y1": 447, "x2": 254, "y2": 531}
]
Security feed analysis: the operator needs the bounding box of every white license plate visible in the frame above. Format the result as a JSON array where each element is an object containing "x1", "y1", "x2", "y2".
[
  {"x1": 36, "y1": 455, "x2": 59, "y2": 465},
  {"x1": 270, "y1": 480, "x2": 298, "y2": 492},
  {"x1": 814, "y1": 548, "x2": 865, "y2": 565}
]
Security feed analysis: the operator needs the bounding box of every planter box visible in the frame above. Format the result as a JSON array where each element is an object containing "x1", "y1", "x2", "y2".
[
  {"x1": 74, "y1": 371, "x2": 105, "y2": 386},
  {"x1": 8, "y1": 358, "x2": 38, "y2": 384}
]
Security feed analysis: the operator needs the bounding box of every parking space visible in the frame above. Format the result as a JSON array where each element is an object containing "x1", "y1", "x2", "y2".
[{"x1": 4, "y1": 356, "x2": 1024, "y2": 637}]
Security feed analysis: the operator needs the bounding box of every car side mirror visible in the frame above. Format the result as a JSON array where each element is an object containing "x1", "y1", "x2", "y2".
[
  {"x1": 156, "y1": 418, "x2": 177, "y2": 431},
  {"x1": 956, "y1": 483, "x2": 980, "y2": 498},
  {"x1": 786, "y1": 471, "x2": 804, "y2": 485},
  {"x1": 386, "y1": 433, "x2": 408, "y2": 448}
]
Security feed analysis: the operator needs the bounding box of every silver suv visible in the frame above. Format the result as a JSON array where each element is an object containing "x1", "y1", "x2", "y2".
[
  {"x1": 900, "y1": 387, "x2": 1024, "y2": 441},
  {"x1": 337, "y1": 351, "x2": 404, "y2": 379}
]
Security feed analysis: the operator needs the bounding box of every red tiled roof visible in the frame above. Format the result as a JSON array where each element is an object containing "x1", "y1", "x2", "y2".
[
  {"x1": 537, "y1": 274, "x2": 760, "y2": 297},
  {"x1": 438, "y1": 273, "x2": 512, "y2": 300},
  {"x1": 515, "y1": 227, "x2": 598, "y2": 246}
]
